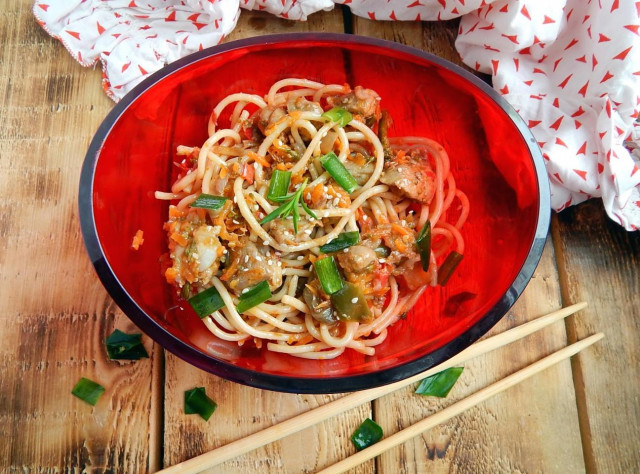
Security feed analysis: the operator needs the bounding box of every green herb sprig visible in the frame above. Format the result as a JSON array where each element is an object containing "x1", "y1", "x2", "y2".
[{"x1": 259, "y1": 179, "x2": 317, "y2": 234}]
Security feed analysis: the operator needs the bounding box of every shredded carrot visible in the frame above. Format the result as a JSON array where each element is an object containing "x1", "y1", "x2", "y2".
[
  {"x1": 352, "y1": 153, "x2": 367, "y2": 166},
  {"x1": 241, "y1": 163, "x2": 255, "y2": 185},
  {"x1": 291, "y1": 173, "x2": 303, "y2": 186},
  {"x1": 220, "y1": 258, "x2": 238, "y2": 281},
  {"x1": 248, "y1": 151, "x2": 271, "y2": 168},
  {"x1": 295, "y1": 334, "x2": 314, "y2": 345},
  {"x1": 395, "y1": 238, "x2": 407, "y2": 253},
  {"x1": 311, "y1": 183, "x2": 324, "y2": 205},
  {"x1": 131, "y1": 229, "x2": 144, "y2": 250},
  {"x1": 164, "y1": 267, "x2": 178, "y2": 284},
  {"x1": 396, "y1": 149, "x2": 407, "y2": 162},
  {"x1": 392, "y1": 223, "x2": 410, "y2": 236},
  {"x1": 219, "y1": 166, "x2": 228, "y2": 179},
  {"x1": 170, "y1": 232, "x2": 188, "y2": 247},
  {"x1": 169, "y1": 206, "x2": 185, "y2": 219},
  {"x1": 216, "y1": 246, "x2": 225, "y2": 257}
]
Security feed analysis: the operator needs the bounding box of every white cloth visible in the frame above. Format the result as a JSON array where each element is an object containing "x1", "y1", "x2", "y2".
[{"x1": 33, "y1": 0, "x2": 640, "y2": 230}]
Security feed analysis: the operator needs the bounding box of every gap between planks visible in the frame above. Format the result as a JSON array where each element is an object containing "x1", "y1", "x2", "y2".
[{"x1": 549, "y1": 214, "x2": 596, "y2": 473}]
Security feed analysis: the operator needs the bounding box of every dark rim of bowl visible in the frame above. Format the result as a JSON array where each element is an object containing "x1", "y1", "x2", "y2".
[{"x1": 79, "y1": 32, "x2": 551, "y2": 394}]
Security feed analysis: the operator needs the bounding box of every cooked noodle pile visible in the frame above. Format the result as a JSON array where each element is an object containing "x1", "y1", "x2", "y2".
[{"x1": 156, "y1": 78, "x2": 469, "y2": 359}]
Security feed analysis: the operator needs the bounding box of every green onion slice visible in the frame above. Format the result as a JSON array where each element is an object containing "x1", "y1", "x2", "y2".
[
  {"x1": 319, "y1": 231, "x2": 360, "y2": 253},
  {"x1": 351, "y1": 418, "x2": 383, "y2": 451},
  {"x1": 320, "y1": 152, "x2": 359, "y2": 194},
  {"x1": 322, "y1": 107, "x2": 353, "y2": 127},
  {"x1": 313, "y1": 256, "x2": 344, "y2": 295},
  {"x1": 415, "y1": 367, "x2": 464, "y2": 397},
  {"x1": 191, "y1": 193, "x2": 228, "y2": 210},
  {"x1": 416, "y1": 220, "x2": 432, "y2": 272},
  {"x1": 267, "y1": 170, "x2": 292, "y2": 201},
  {"x1": 330, "y1": 282, "x2": 372, "y2": 322},
  {"x1": 72, "y1": 377, "x2": 105, "y2": 406},
  {"x1": 105, "y1": 329, "x2": 149, "y2": 360},
  {"x1": 236, "y1": 280, "x2": 272, "y2": 314},
  {"x1": 184, "y1": 387, "x2": 217, "y2": 421},
  {"x1": 188, "y1": 286, "x2": 225, "y2": 318},
  {"x1": 438, "y1": 251, "x2": 464, "y2": 286}
]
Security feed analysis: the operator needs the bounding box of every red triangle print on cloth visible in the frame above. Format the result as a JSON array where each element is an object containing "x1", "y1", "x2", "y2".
[
  {"x1": 613, "y1": 46, "x2": 632, "y2": 61},
  {"x1": 624, "y1": 25, "x2": 640, "y2": 35},
  {"x1": 543, "y1": 15, "x2": 555, "y2": 24},
  {"x1": 96, "y1": 22, "x2": 105, "y2": 34},
  {"x1": 573, "y1": 169, "x2": 587, "y2": 181},
  {"x1": 577, "y1": 142, "x2": 587, "y2": 155},
  {"x1": 389, "y1": 10, "x2": 397, "y2": 20},
  {"x1": 549, "y1": 116, "x2": 564, "y2": 130},
  {"x1": 165, "y1": 11, "x2": 176, "y2": 21},
  {"x1": 600, "y1": 71, "x2": 614, "y2": 83},
  {"x1": 520, "y1": 5, "x2": 531, "y2": 19},
  {"x1": 67, "y1": 30, "x2": 81, "y2": 40},
  {"x1": 38, "y1": 3, "x2": 49, "y2": 11}
]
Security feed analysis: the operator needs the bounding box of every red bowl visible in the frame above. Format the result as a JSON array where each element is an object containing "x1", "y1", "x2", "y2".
[{"x1": 79, "y1": 33, "x2": 549, "y2": 393}]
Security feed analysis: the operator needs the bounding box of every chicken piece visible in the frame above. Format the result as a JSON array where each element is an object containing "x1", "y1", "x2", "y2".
[
  {"x1": 380, "y1": 149, "x2": 437, "y2": 204},
  {"x1": 267, "y1": 217, "x2": 316, "y2": 245},
  {"x1": 326, "y1": 86, "x2": 381, "y2": 122},
  {"x1": 336, "y1": 245, "x2": 377, "y2": 275},
  {"x1": 287, "y1": 96, "x2": 323, "y2": 115},
  {"x1": 227, "y1": 239, "x2": 282, "y2": 295},
  {"x1": 343, "y1": 156, "x2": 375, "y2": 186}
]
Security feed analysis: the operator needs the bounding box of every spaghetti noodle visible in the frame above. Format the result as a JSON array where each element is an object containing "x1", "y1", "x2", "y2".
[{"x1": 156, "y1": 79, "x2": 469, "y2": 360}]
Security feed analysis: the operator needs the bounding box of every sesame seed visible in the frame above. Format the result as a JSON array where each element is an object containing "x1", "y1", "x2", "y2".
[
  {"x1": 294, "y1": 184, "x2": 300, "y2": 190},
  {"x1": 242, "y1": 288, "x2": 250, "y2": 294},
  {"x1": 267, "y1": 260, "x2": 273, "y2": 265},
  {"x1": 222, "y1": 248, "x2": 228, "y2": 254},
  {"x1": 297, "y1": 255, "x2": 304, "y2": 260},
  {"x1": 206, "y1": 225, "x2": 213, "y2": 231},
  {"x1": 362, "y1": 215, "x2": 368, "y2": 221},
  {"x1": 244, "y1": 255, "x2": 249, "y2": 263},
  {"x1": 398, "y1": 167, "x2": 403, "y2": 172},
  {"x1": 277, "y1": 261, "x2": 282, "y2": 267},
  {"x1": 323, "y1": 186, "x2": 329, "y2": 193},
  {"x1": 351, "y1": 297, "x2": 358, "y2": 304},
  {"x1": 343, "y1": 248, "x2": 349, "y2": 253},
  {"x1": 192, "y1": 253, "x2": 199, "y2": 259},
  {"x1": 256, "y1": 256, "x2": 263, "y2": 262},
  {"x1": 232, "y1": 219, "x2": 240, "y2": 225},
  {"x1": 253, "y1": 204, "x2": 260, "y2": 211},
  {"x1": 401, "y1": 220, "x2": 407, "y2": 226},
  {"x1": 332, "y1": 197, "x2": 340, "y2": 206},
  {"x1": 243, "y1": 268, "x2": 249, "y2": 272},
  {"x1": 263, "y1": 240, "x2": 270, "y2": 246},
  {"x1": 304, "y1": 229, "x2": 312, "y2": 235},
  {"x1": 379, "y1": 258, "x2": 386, "y2": 263},
  {"x1": 233, "y1": 196, "x2": 237, "y2": 203}
]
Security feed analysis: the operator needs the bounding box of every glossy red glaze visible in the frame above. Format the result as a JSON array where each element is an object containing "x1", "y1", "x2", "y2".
[{"x1": 80, "y1": 34, "x2": 549, "y2": 392}]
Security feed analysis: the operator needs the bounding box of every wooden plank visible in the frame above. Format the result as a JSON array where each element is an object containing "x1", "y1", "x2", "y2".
[
  {"x1": 0, "y1": 1, "x2": 158, "y2": 471},
  {"x1": 552, "y1": 202, "x2": 640, "y2": 473},
  {"x1": 160, "y1": 8, "x2": 374, "y2": 473},
  {"x1": 353, "y1": 17, "x2": 585, "y2": 473}
]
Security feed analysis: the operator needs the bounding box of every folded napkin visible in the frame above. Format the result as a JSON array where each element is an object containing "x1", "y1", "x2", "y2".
[{"x1": 33, "y1": 0, "x2": 640, "y2": 230}]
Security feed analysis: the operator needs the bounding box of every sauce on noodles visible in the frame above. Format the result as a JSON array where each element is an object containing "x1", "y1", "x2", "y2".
[{"x1": 155, "y1": 78, "x2": 469, "y2": 360}]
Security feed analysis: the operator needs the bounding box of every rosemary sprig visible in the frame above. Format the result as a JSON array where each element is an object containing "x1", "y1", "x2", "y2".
[{"x1": 259, "y1": 179, "x2": 317, "y2": 233}]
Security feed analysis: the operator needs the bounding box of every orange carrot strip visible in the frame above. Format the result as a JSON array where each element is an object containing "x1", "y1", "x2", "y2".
[
  {"x1": 131, "y1": 229, "x2": 144, "y2": 250},
  {"x1": 392, "y1": 223, "x2": 410, "y2": 236},
  {"x1": 170, "y1": 232, "x2": 188, "y2": 247}
]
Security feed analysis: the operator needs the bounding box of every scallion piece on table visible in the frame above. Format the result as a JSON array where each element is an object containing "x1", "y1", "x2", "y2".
[
  {"x1": 320, "y1": 152, "x2": 359, "y2": 194},
  {"x1": 184, "y1": 387, "x2": 217, "y2": 421},
  {"x1": 351, "y1": 418, "x2": 383, "y2": 451},
  {"x1": 416, "y1": 220, "x2": 432, "y2": 271},
  {"x1": 331, "y1": 282, "x2": 372, "y2": 322},
  {"x1": 415, "y1": 367, "x2": 464, "y2": 397},
  {"x1": 72, "y1": 377, "x2": 105, "y2": 406},
  {"x1": 188, "y1": 285, "x2": 225, "y2": 318},
  {"x1": 191, "y1": 193, "x2": 228, "y2": 210},
  {"x1": 313, "y1": 256, "x2": 344, "y2": 295},
  {"x1": 319, "y1": 231, "x2": 361, "y2": 253},
  {"x1": 105, "y1": 329, "x2": 149, "y2": 360},
  {"x1": 322, "y1": 107, "x2": 353, "y2": 127},
  {"x1": 267, "y1": 169, "x2": 292, "y2": 201},
  {"x1": 437, "y1": 251, "x2": 464, "y2": 286},
  {"x1": 236, "y1": 280, "x2": 272, "y2": 314}
]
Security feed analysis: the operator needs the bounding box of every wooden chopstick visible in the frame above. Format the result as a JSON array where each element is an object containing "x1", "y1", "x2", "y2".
[
  {"x1": 318, "y1": 332, "x2": 604, "y2": 473},
  {"x1": 158, "y1": 302, "x2": 588, "y2": 474}
]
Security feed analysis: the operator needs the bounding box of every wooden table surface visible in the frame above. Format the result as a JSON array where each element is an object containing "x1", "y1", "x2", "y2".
[{"x1": 1, "y1": 1, "x2": 639, "y2": 472}]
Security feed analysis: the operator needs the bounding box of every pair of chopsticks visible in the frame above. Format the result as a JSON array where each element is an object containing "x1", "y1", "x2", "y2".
[{"x1": 160, "y1": 302, "x2": 600, "y2": 473}]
